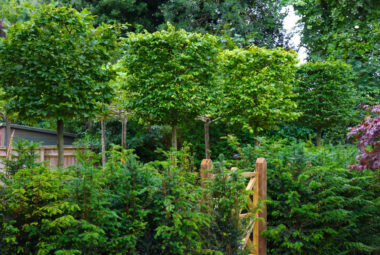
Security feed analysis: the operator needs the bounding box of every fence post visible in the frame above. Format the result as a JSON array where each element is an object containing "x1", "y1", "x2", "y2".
[
  {"x1": 200, "y1": 159, "x2": 213, "y2": 187},
  {"x1": 254, "y1": 158, "x2": 267, "y2": 255},
  {"x1": 40, "y1": 148, "x2": 45, "y2": 162}
]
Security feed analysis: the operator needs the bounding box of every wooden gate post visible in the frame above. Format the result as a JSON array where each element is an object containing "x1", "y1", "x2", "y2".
[
  {"x1": 254, "y1": 158, "x2": 267, "y2": 255},
  {"x1": 200, "y1": 159, "x2": 213, "y2": 187}
]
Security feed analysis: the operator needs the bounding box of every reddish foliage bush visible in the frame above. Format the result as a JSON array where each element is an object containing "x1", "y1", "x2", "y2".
[{"x1": 348, "y1": 105, "x2": 380, "y2": 171}]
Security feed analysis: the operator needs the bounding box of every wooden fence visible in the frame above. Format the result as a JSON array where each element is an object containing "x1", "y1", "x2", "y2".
[
  {"x1": 200, "y1": 158, "x2": 267, "y2": 255},
  {"x1": 0, "y1": 146, "x2": 79, "y2": 170}
]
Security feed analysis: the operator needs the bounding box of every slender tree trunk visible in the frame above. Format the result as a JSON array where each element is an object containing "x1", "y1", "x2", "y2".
[
  {"x1": 121, "y1": 115, "x2": 127, "y2": 149},
  {"x1": 5, "y1": 115, "x2": 11, "y2": 148},
  {"x1": 85, "y1": 121, "x2": 92, "y2": 130},
  {"x1": 57, "y1": 119, "x2": 64, "y2": 168},
  {"x1": 171, "y1": 125, "x2": 177, "y2": 150},
  {"x1": 204, "y1": 121, "x2": 210, "y2": 159},
  {"x1": 316, "y1": 129, "x2": 322, "y2": 147},
  {"x1": 254, "y1": 126, "x2": 260, "y2": 146},
  {"x1": 101, "y1": 118, "x2": 106, "y2": 166}
]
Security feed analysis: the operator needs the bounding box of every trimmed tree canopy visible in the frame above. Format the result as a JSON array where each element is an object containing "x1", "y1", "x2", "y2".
[
  {"x1": 0, "y1": 5, "x2": 118, "y2": 121},
  {"x1": 121, "y1": 24, "x2": 219, "y2": 127},
  {"x1": 295, "y1": 61, "x2": 356, "y2": 145},
  {"x1": 219, "y1": 46, "x2": 299, "y2": 134},
  {"x1": 0, "y1": 4, "x2": 119, "y2": 166}
]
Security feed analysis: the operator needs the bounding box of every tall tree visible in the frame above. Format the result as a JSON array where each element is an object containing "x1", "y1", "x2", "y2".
[
  {"x1": 0, "y1": 5, "x2": 119, "y2": 167},
  {"x1": 160, "y1": 0, "x2": 289, "y2": 48},
  {"x1": 0, "y1": 18, "x2": 11, "y2": 148},
  {"x1": 121, "y1": 24, "x2": 219, "y2": 150},
  {"x1": 110, "y1": 63, "x2": 136, "y2": 150},
  {"x1": 0, "y1": 0, "x2": 41, "y2": 23},
  {"x1": 219, "y1": 46, "x2": 299, "y2": 140},
  {"x1": 58, "y1": 0, "x2": 166, "y2": 30},
  {"x1": 295, "y1": 61, "x2": 357, "y2": 146},
  {"x1": 294, "y1": 0, "x2": 379, "y2": 102}
]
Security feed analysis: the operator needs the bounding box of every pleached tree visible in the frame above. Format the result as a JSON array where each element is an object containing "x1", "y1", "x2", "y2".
[
  {"x1": 121, "y1": 24, "x2": 219, "y2": 150},
  {"x1": 0, "y1": 5, "x2": 119, "y2": 167}
]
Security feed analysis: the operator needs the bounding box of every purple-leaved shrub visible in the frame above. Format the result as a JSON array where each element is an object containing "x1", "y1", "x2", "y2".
[{"x1": 348, "y1": 105, "x2": 380, "y2": 171}]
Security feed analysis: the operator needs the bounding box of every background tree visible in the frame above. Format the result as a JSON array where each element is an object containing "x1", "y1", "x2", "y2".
[
  {"x1": 160, "y1": 0, "x2": 290, "y2": 48},
  {"x1": 0, "y1": 0, "x2": 35, "y2": 23},
  {"x1": 295, "y1": 61, "x2": 356, "y2": 146},
  {"x1": 0, "y1": 5, "x2": 119, "y2": 167},
  {"x1": 58, "y1": 0, "x2": 166, "y2": 30},
  {"x1": 110, "y1": 62, "x2": 137, "y2": 150},
  {"x1": 196, "y1": 78, "x2": 223, "y2": 160},
  {"x1": 294, "y1": 0, "x2": 379, "y2": 102},
  {"x1": 56, "y1": 0, "x2": 290, "y2": 48},
  {"x1": 0, "y1": 19, "x2": 11, "y2": 148},
  {"x1": 219, "y1": 46, "x2": 299, "y2": 142},
  {"x1": 121, "y1": 24, "x2": 219, "y2": 150}
]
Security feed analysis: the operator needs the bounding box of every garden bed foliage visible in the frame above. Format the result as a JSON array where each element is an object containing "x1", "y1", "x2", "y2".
[
  {"x1": 0, "y1": 141, "x2": 253, "y2": 255},
  {"x1": 229, "y1": 137, "x2": 380, "y2": 255}
]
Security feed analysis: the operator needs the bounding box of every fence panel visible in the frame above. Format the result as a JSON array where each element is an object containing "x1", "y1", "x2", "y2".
[{"x1": 0, "y1": 146, "x2": 80, "y2": 170}]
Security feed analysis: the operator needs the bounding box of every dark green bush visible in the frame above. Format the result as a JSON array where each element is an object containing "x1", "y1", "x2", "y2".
[
  {"x1": 0, "y1": 144, "x2": 252, "y2": 254},
  {"x1": 231, "y1": 138, "x2": 380, "y2": 255},
  {"x1": 0, "y1": 165, "x2": 81, "y2": 254},
  {"x1": 2, "y1": 140, "x2": 42, "y2": 176}
]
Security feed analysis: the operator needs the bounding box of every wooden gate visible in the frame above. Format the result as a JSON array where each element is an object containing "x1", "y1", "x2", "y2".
[{"x1": 200, "y1": 158, "x2": 267, "y2": 255}]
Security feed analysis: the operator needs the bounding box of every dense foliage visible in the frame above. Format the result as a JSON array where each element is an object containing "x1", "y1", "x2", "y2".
[
  {"x1": 295, "y1": 61, "x2": 357, "y2": 146},
  {"x1": 0, "y1": 5, "x2": 118, "y2": 121},
  {"x1": 121, "y1": 24, "x2": 219, "y2": 149},
  {"x1": 52, "y1": 0, "x2": 291, "y2": 48},
  {"x1": 231, "y1": 138, "x2": 380, "y2": 254},
  {"x1": 0, "y1": 142, "x2": 253, "y2": 254},
  {"x1": 160, "y1": 0, "x2": 289, "y2": 47},
  {"x1": 0, "y1": 5, "x2": 119, "y2": 165},
  {"x1": 58, "y1": 0, "x2": 165, "y2": 30},
  {"x1": 294, "y1": 0, "x2": 379, "y2": 102},
  {"x1": 219, "y1": 46, "x2": 299, "y2": 135},
  {"x1": 348, "y1": 105, "x2": 380, "y2": 171},
  {"x1": 0, "y1": 2, "x2": 379, "y2": 254}
]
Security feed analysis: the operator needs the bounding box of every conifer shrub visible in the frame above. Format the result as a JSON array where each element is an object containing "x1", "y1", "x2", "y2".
[
  {"x1": 0, "y1": 144, "x2": 253, "y2": 254},
  {"x1": 2, "y1": 140, "x2": 41, "y2": 176},
  {"x1": 0, "y1": 165, "x2": 81, "y2": 254},
  {"x1": 230, "y1": 138, "x2": 380, "y2": 254}
]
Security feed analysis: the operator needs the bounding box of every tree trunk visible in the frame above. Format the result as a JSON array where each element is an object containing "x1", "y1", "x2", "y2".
[
  {"x1": 316, "y1": 129, "x2": 322, "y2": 146},
  {"x1": 171, "y1": 125, "x2": 177, "y2": 150},
  {"x1": 121, "y1": 115, "x2": 127, "y2": 149},
  {"x1": 101, "y1": 118, "x2": 107, "y2": 166},
  {"x1": 85, "y1": 121, "x2": 92, "y2": 130},
  {"x1": 254, "y1": 126, "x2": 260, "y2": 146},
  {"x1": 57, "y1": 119, "x2": 64, "y2": 168},
  {"x1": 204, "y1": 121, "x2": 210, "y2": 159},
  {"x1": 5, "y1": 116, "x2": 11, "y2": 148}
]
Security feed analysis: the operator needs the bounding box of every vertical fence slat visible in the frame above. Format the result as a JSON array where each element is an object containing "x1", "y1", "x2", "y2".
[
  {"x1": 40, "y1": 148, "x2": 45, "y2": 162},
  {"x1": 255, "y1": 158, "x2": 267, "y2": 255}
]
